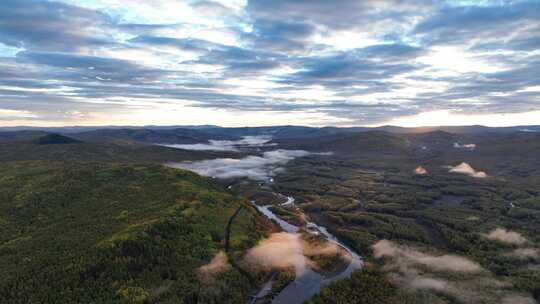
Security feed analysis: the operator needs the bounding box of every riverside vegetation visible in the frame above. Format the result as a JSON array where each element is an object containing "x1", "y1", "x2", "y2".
[{"x1": 0, "y1": 127, "x2": 539, "y2": 303}]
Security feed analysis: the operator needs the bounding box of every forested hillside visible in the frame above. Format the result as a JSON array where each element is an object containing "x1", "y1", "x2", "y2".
[
  {"x1": 271, "y1": 148, "x2": 540, "y2": 303},
  {"x1": 0, "y1": 161, "x2": 268, "y2": 303}
]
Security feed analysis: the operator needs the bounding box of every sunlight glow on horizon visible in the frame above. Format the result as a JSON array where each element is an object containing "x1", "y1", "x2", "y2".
[
  {"x1": 378, "y1": 110, "x2": 540, "y2": 128},
  {"x1": 2, "y1": 106, "x2": 538, "y2": 128},
  {"x1": 0, "y1": 0, "x2": 538, "y2": 127}
]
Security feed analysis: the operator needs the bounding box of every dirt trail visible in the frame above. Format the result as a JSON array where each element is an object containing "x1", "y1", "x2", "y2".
[{"x1": 223, "y1": 204, "x2": 257, "y2": 288}]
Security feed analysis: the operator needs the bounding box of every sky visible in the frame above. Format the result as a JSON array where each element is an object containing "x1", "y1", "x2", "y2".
[{"x1": 0, "y1": 0, "x2": 539, "y2": 127}]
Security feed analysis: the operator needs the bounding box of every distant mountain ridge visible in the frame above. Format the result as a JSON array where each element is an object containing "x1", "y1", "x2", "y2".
[
  {"x1": 0, "y1": 125, "x2": 221, "y2": 133},
  {"x1": 33, "y1": 134, "x2": 82, "y2": 145},
  {"x1": 1, "y1": 124, "x2": 538, "y2": 136},
  {"x1": 1, "y1": 125, "x2": 539, "y2": 150},
  {"x1": 73, "y1": 128, "x2": 238, "y2": 145}
]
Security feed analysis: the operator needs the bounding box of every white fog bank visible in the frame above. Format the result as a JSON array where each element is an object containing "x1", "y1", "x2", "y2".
[
  {"x1": 448, "y1": 162, "x2": 487, "y2": 178},
  {"x1": 167, "y1": 149, "x2": 322, "y2": 180},
  {"x1": 160, "y1": 135, "x2": 274, "y2": 151}
]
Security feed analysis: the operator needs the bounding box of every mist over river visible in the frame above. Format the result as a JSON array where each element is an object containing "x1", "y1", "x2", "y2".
[{"x1": 251, "y1": 198, "x2": 362, "y2": 304}]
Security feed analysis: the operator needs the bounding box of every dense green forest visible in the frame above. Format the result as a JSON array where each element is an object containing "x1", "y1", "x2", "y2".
[
  {"x1": 0, "y1": 161, "x2": 268, "y2": 303},
  {"x1": 1, "y1": 129, "x2": 539, "y2": 303},
  {"x1": 267, "y1": 147, "x2": 540, "y2": 303},
  {"x1": 0, "y1": 140, "x2": 239, "y2": 163},
  {"x1": 307, "y1": 266, "x2": 397, "y2": 304}
]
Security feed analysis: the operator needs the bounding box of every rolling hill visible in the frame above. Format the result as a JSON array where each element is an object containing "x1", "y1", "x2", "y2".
[
  {"x1": 73, "y1": 128, "x2": 239, "y2": 145},
  {"x1": 0, "y1": 161, "x2": 269, "y2": 303}
]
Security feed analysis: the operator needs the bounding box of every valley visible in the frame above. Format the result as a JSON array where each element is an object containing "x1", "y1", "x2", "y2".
[
  {"x1": 0, "y1": 125, "x2": 539, "y2": 303},
  {"x1": 249, "y1": 195, "x2": 362, "y2": 304},
  {"x1": 3, "y1": 1, "x2": 539, "y2": 302}
]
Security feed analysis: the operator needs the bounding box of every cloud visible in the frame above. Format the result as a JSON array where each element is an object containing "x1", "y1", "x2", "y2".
[
  {"x1": 505, "y1": 248, "x2": 539, "y2": 260},
  {"x1": 471, "y1": 35, "x2": 540, "y2": 52},
  {"x1": 245, "y1": 232, "x2": 306, "y2": 272},
  {"x1": 167, "y1": 149, "x2": 313, "y2": 180},
  {"x1": 163, "y1": 142, "x2": 238, "y2": 151},
  {"x1": 243, "y1": 18, "x2": 316, "y2": 52},
  {"x1": 129, "y1": 34, "x2": 283, "y2": 75},
  {"x1": 407, "y1": 276, "x2": 448, "y2": 291},
  {"x1": 0, "y1": 0, "x2": 115, "y2": 52},
  {"x1": 413, "y1": 1, "x2": 540, "y2": 46},
  {"x1": 161, "y1": 135, "x2": 274, "y2": 151},
  {"x1": 414, "y1": 166, "x2": 427, "y2": 175},
  {"x1": 0, "y1": 109, "x2": 38, "y2": 120},
  {"x1": 501, "y1": 295, "x2": 538, "y2": 304},
  {"x1": 373, "y1": 240, "x2": 482, "y2": 273},
  {"x1": 191, "y1": 1, "x2": 234, "y2": 17},
  {"x1": 361, "y1": 44, "x2": 427, "y2": 61},
  {"x1": 247, "y1": 0, "x2": 431, "y2": 33},
  {"x1": 388, "y1": 270, "x2": 451, "y2": 293},
  {"x1": 16, "y1": 51, "x2": 164, "y2": 82},
  {"x1": 127, "y1": 36, "x2": 217, "y2": 53},
  {"x1": 373, "y1": 240, "x2": 537, "y2": 303},
  {"x1": 198, "y1": 251, "x2": 229, "y2": 283},
  {"x1": 482, "y1": 228, "x2": 528, "y2": 245},
  {"x1": 453, "y1": 142, "x2": 476, "y2": 150},
  {"x1": 301, "y1": 237, "x2": 340, "y2": 259},
  {"x1": 0, "y1": 0, "x2": 539, "y2": 127},
  {"x1": 280, "y1": 46, "x2": 423, "y2": 88},
  {"x1": 244, "y1": 232, "x2": 342, "y2": 275},
  {"x1": 448, "y1": 162, "x2": 487, "y2": 178}
]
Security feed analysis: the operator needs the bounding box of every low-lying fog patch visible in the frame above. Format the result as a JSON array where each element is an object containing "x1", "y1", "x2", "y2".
[
  {"x1": 483, "y1": 229, "x2": 540, "y2": 262},
  {"x1": 506, "y1": 248, "x2": 539, "y2": 260},
  {"x1": 372, "y1": 240, "x2": 537, "y2": 303},
  {"x1": 245, "y1": 232, "x2": 306, "y2": 274},
  {"x1": 373, "y1": 240, "x2": 482, "y2": 273},
  {"x1": 519, "y1": 128, "x2": 540, "y2": 133},
  {"x1": 414, "y1": 166, "x2": 427, "y2": 175},
  {"x1": 454, "y1": 142, "x2": 476, "y2": 150},
  {"x1": 168, "y1": 149, "x2": 325, "y2": 181},
  {"x1": 482, "y1": 228, "x2": 528, "y2": 245},
  {"x1": 244, "y1": 232, "x2": 342, "y2": 275},
  {"x1": 198, "y1": 251, "x2": 229, "y2": 283},
  {"x1": 448, "y1": 162, "x2": 487, "y2": 178},
  {"x1": 501, "y1": 295, "x2": 538, "y2": 304},
  {"x1": 408, "y1": 276, "x2": 449, "y2": 291},
  {"x1": 160, "y1": 135, "x2": 274, "y2": 151}
]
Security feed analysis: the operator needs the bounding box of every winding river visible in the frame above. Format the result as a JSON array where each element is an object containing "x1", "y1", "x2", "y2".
[
  {"x1": 250, "y1": 196, "x2": 363, "y2": 304},
  {"x1": 164, "y1": 151, "x2": 361, "y2": 303}
]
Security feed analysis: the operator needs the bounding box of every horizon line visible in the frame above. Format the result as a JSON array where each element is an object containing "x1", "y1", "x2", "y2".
[{"x1": 1, "y1": 124, "x2": 539, "y2": 130}]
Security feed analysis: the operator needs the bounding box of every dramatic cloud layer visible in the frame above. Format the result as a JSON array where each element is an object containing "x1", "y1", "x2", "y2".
[
  {"x1": 0, "y1": 0, "x2": 539, "y2": 126},
  {"x1": 167, "y1": 149, "x2": 313, "y2": 180}
]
